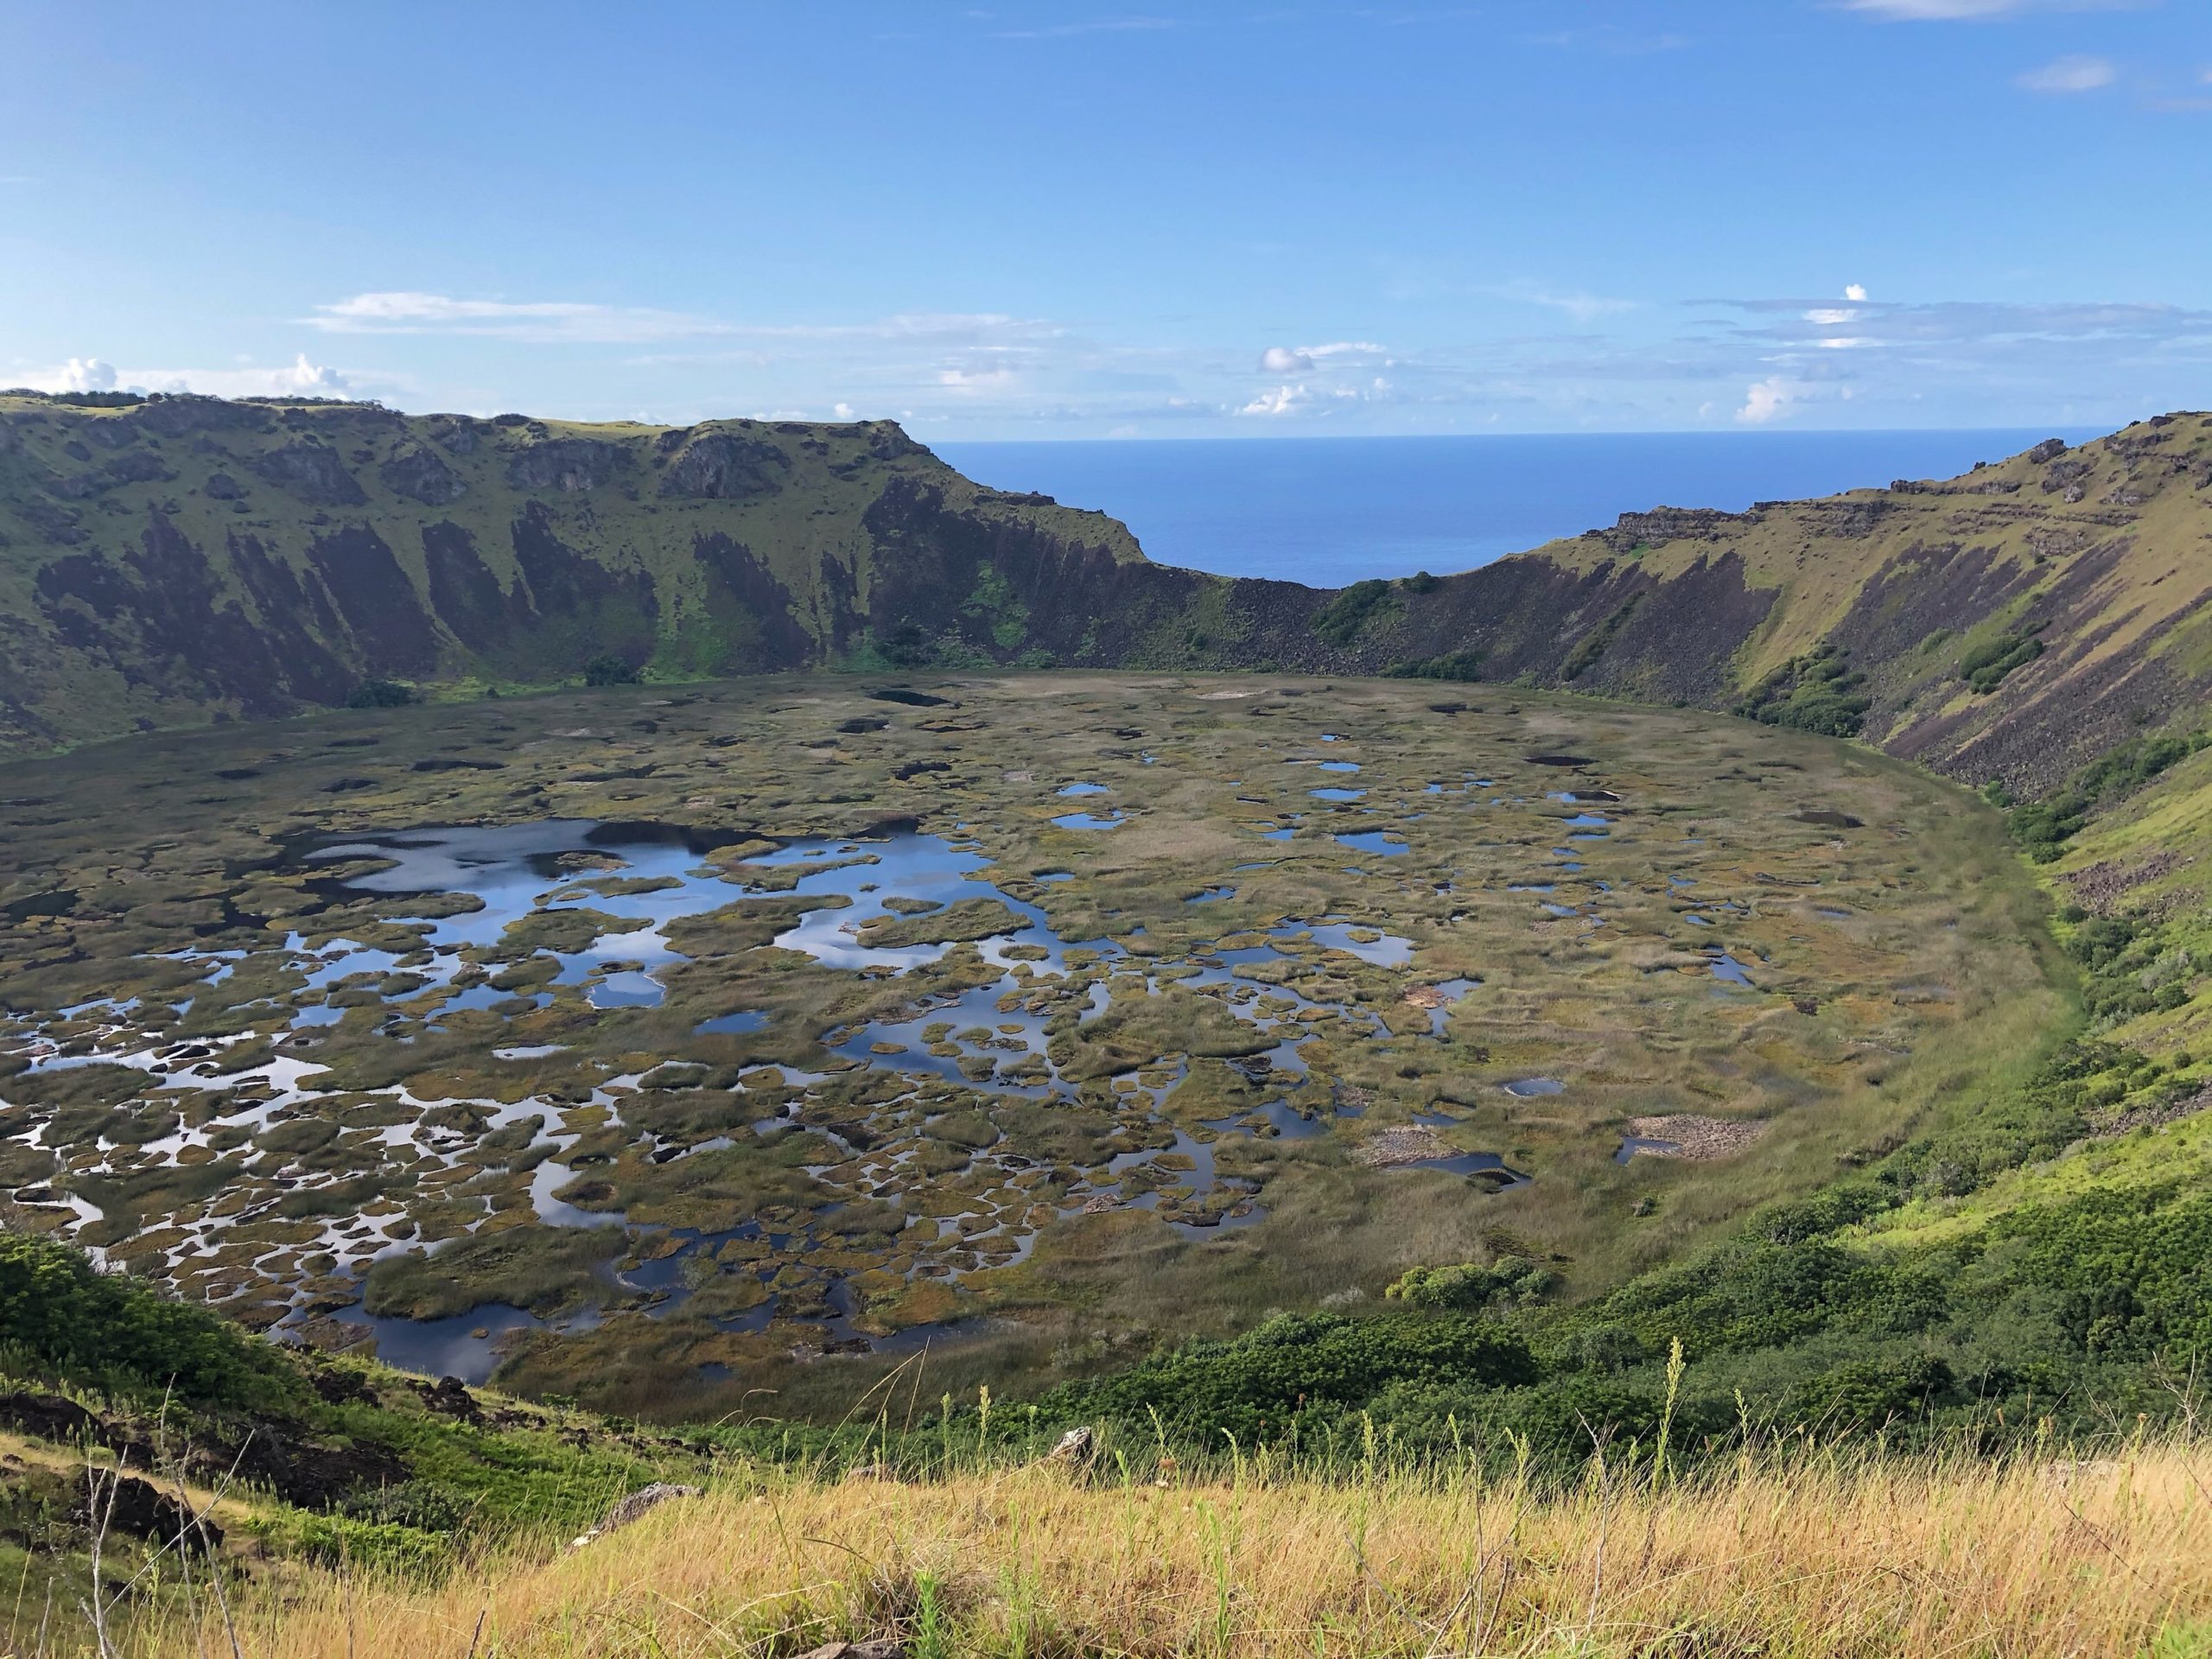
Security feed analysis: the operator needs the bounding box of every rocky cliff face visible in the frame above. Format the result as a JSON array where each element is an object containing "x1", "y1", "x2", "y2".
[{"x1": 3, "y1": 391, "x2": 2209, "y2": 797}]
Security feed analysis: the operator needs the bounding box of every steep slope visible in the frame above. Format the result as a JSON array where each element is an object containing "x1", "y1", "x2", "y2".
[
  {"x1": 4, "y1": 391, "x2": 2209, "y2": 801},
  {"x1": 0, "y1": 392, "x2": 1144, "y2": 752}
]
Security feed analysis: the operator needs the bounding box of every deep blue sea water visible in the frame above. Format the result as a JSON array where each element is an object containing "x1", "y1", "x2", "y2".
[{"x1": 938, "y1": 430, "x2": 2099, "y2": 587}]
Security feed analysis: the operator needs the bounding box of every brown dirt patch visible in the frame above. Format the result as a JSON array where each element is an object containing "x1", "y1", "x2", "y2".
[
  {"x1": 2067, "y1": 851, "x2": 2190, "y2": 916},
  {"x1": 1353, "y1": 1127, "x2": 1457, "y2": 1167},
  {"x1": 1625, "y1": 1115, "x2": 1769, "y2": 1160}
]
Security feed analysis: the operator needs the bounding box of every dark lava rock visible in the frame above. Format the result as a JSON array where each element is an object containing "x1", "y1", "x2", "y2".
[
  {"x1": 132, "y1": 394, "x2": 265, "y2": 437},
  {"x1": 378, "y1": 443, "x2": 468, "y2": 505},
  {"x1": 413, "y1": 1374, "x2": 482, "y2": 1421},
  {"x1": 2027, "y1": 437, "x2": 2070, "y2": 465},
  {"x1": 867, "y1": 421, "x2": 925, "y2": 461},
  {"x1": 80, "y1": 417, "x2": 139, "y2": 450},
  {"x1": 307, "y1": 1364, "x2": 371, "y2": 1406},
  {"x1": 76, "y1": 1473, "x2": 222, "y2": 1553},
  {"x1": 1794, "y1": 809, "x2": 1864, "y2": 830},
  {"x1": 869, "y1": 687, "x2": 950, "y2": 708},
  {"x1": 893, "y1": 760, "x2": 950, "y2": 779},
  {"x1": 253, "y1": 441, "x2": 369, "y2": 506},
  {"x1": 0, "y1": 1389, "x2": 101, "y2": 1444},
  {"x1": 1526, "y1": 753, "x2": 1593, "y2": 767},
  {"x1": 204, "y1": 471, "x2": 245, "y2": 500},
  {"x1": 505, "y1": 437, "x2": 628, "y2": 493},
  {"x1": 427, "y1": 416, "x2": 480, "y2": 454},
  {"x1": 102, "y1": 448, "x2": 172, "y2": 485},
  {"x1": 658, "y1": 431, "x2": 791, "y2": 500},
  {"x1": 837, "y1": 716, "x2": 890, "y2": 734}
]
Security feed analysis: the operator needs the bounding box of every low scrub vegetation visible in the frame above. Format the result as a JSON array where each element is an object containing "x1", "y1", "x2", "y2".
[{"x1": 1731, "y1": 644, "x2": 1871, "y2": 738}]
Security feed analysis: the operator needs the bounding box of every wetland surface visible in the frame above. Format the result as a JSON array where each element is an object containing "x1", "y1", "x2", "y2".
[{"x1": 0, "y1": 674, "x2": 2056, "y2": 1414}]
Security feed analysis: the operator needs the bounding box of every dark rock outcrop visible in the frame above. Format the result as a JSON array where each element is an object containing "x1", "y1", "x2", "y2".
[
  {"x1": 379, "y1": 443, "x2": 468, "y2": 505},
  {"x1": 506, "y1": 437, "x2": 628, "y2": 493},
  {"x1": 658, "y1": 431, "x2": 791, "y2": 500},
  {"x1": 253, "y1": 441, "x2": 369, "y2": 506}
]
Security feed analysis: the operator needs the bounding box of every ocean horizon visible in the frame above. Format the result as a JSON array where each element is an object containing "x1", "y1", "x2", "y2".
[{"x1": 940, "y1": 429, "x2": 2103, "y2": 588}]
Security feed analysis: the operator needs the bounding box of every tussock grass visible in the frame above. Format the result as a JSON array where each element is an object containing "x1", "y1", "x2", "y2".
[{"x1": 128, "y1": 1440, "x2": 2212, "y2": 1658}]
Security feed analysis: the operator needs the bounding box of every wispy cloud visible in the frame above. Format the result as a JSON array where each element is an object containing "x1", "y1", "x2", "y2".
[
  {"x1": 1842, "y1": 0, "x2": 2137, "y2": 18},
  {"x1": 1482, "y1": 281, "x2": 1642, "y2": 324},
  {"x1": 1524, "y1": 25, "x2": 1687, "y2": 54},
  {"x1": 987, "y1": 15, "x2": 1179, "y2": 40},
  {"x1": 1843, "y1": 0, "x2": 2036, "y2": 16},
  {"x1": 305, "y1": 291, "x2": 732, "y2": 344},
  {"x1": 1257, "y1": 340, "x2": 1386, "y2": 373},
  {"x1": 2018, "y1": 54, "x2": 2118, "y2": 92}
]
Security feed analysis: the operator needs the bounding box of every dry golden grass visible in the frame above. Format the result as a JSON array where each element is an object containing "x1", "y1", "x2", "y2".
[{"x1": 126, "y1": 1443, "x2": 2212, "y2": 1659}]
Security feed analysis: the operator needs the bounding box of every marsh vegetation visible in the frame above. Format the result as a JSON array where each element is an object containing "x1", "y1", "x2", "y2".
[{"x1": 0, "y1": 673, "x2": 2058, "y2": 1417}]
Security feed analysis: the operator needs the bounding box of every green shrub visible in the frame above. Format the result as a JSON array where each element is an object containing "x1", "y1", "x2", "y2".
[
  {"x1": 1385, "y1": 1258, "x2": 1560, "y2": 1311},
  {"x1": 345, "y1": 678, "x2": 418, "y2": 709},
  {"x1": 1039, "y1": 1311, "x2": 1539, "y2": 1441},
  {"x1": 583, "y1": 653, "x2": 642, "y2": 686},
  {"x1": 1958, "y1": 632, "x2": 2043, "y2": 694},
  {"x1": 1384, "y1": 650, "x2": 1487, "y2": 682},
  {"x1": 0, "y1": 1233, "x2": 296, "y2": 1411},
  {"x1": 1560, "y1": 594, "x2": 1643, "y2": 682},
  {"x1": 1312, "y1": 580, "x2": 1397, "y2": 646},
  {"x1": 2006, "y1": 731, "x2": 2207, "y2": 860},
  {"x1": 1732, "y1": 644, "x2": 1871, "y2": 737}
]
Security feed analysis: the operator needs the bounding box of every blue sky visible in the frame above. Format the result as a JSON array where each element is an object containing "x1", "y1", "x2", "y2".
[{"x1": 4, "y1": 1, "x2": 2209, "y2": 438}]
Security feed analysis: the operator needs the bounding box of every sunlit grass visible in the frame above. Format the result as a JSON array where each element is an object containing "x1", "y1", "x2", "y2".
[{"x1": 111, "y1": 1436, "x2": 2212, "y2": 1659}]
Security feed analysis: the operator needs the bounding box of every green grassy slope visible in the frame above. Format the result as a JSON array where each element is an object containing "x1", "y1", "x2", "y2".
[
  {"x1": 7, "y1": 394, "x2": 2211, "y2": 813},
  {"x1": 0, "y1": 392, "x2": 1146, "y2": 752}
]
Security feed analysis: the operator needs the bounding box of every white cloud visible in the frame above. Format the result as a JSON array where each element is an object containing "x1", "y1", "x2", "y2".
[
  {"x1": 1238, "y1": 384, "x2": 1313, "y2": 417},
  {"x1": 1846, "y1": 283, "x2": 1870, "y2": 302},
  {"x1": 28, "y1": 357, "x2": 119, "y2": 393},
  {"x1": 1842, "y1": 0, "x2": 2031, "y2": 16},
  {"x1": 1735, "y1": 377, "x2": 1804, "y2": 424},
  {"x1": 2018, "y1": 54, "x2": 2117, "y2": 92},
  {"x1": 1844, "y1": 0, "x2": 2145, "y2": 17},
  {"x1": 306, "y1": 291, "x2": 731, "y2": 344},
  {"x1": 937, "y1": 365, "x2": 1017, "y2": 391},
  {"x1": 1260, "y1": 346, "x2": 1311, "y2": 373},
  {"x1": 1524, "y1": 26, "x2": 1686, "y2": 54},
  {"x1": 1520, "y1": 289, "x2": 1638, "y2": 323},
  {"x1": 12, "y1": 353, "x2": 349, "y2": 398},
  {"x1": 987, "y1": 15, "x2": 1179, "y2": 39},
  {"x1": 832, "y1": 402, "x2": 856, "y2": 420},
  {"x1": 1804, "y1": 307, "x2": 1861, "y2": 325}
]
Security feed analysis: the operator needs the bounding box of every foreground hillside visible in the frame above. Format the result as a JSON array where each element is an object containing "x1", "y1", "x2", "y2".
[
  {"x1": 102, "y1": 1446, "x2": 2212, "y2": 1658},
  {"x1": 5, "y1": 392, "x2": 2209, "y2": 797},
  {"x1": 4, "y1": 1230, "x2": 2211, "y2": 1657}
]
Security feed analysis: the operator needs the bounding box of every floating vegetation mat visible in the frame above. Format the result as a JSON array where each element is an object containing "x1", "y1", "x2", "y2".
[{"x1": 0, "y1": 673, "x2": 2051, "y2": 1412}]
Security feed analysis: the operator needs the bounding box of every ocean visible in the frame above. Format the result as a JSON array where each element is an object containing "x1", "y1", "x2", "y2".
[{"x1": 938, "y1": 429, "x2": 2099, "y2": 588}]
